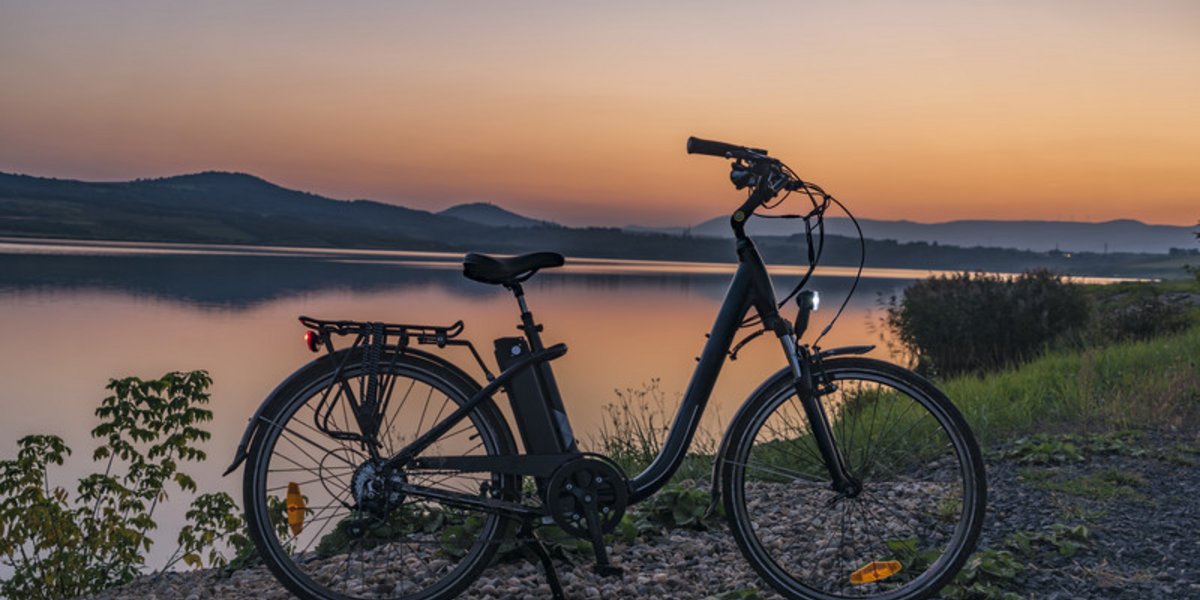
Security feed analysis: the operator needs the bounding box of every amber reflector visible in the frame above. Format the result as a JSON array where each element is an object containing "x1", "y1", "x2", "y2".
[
  {"x1": 286, "y1": 482, "x2": 306, "y2": 536},
  {"x1": 850, "y1": 560, "x2": 903, "y2": 585}
]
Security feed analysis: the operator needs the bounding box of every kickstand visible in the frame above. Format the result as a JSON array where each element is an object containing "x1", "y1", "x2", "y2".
[{"x1": 519, "y1": 521, "x2": 567, "y2": 600}]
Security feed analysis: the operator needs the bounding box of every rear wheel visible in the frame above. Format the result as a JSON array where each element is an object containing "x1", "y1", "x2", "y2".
[
  {"x1": 721, "y1": 357, "x2": 985, "y2": 600},
  {"x1": 243, "y1": 349, "x2": 516, "y2": 600}
]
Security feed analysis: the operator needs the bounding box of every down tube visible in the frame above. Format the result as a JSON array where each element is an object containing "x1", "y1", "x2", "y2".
[{"x1": 627, "y1": 264, "x2": 753, "y2": 502}]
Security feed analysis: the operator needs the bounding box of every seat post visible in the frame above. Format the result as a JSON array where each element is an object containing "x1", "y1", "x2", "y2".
[{"x1": 506, "y1": 282, "x2": 545, "y2": 351}]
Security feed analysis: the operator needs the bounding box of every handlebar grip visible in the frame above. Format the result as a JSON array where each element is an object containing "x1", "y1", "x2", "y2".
[
  {"x1": 686, "y1": 136, "x2": 769, "y2": 159},
  {"x1": 687, "y1": 136, "x2": 743, "y2": 157}
]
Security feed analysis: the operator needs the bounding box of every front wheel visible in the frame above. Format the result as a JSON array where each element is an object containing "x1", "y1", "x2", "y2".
[{"x1": 721, "y1": 357, "x2": 986, "y2": 600}]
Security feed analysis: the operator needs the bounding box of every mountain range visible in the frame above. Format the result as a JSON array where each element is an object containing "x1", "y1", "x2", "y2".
[
  {"x1": 678, "y1": 216, "x2": 1195, "y2": 255},
  {"x1": 430, "y1": 190, "x2": 1194, "y2": 256},
  {"x1": 0, "y1": 170, "x2": 1194, "y2": 278}
]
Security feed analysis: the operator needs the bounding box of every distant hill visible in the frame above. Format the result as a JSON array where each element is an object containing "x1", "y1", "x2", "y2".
[
  {"x1": 675, "y1": 215, "x2": 1195, "y2": 255},
  {"x1": 1, "y1": 170, "x2": 1193, "y2": 279},
  {"x1": 439, "y1": 202, "x2": 553, "y2": 228},
  {"x1": 0, "y1": 170, "x2": 490, "y2": 249}
]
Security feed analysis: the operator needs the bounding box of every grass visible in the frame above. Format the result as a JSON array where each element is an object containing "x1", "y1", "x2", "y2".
[
  {"x1": 587, "y1": 326, "x2": 1200, "y2": 489},
  {"x1": 941, "y1": 325, "x2": 1200, "y2": 445}
]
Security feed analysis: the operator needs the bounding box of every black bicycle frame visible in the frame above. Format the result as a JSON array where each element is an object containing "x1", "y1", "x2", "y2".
[
  {"x1": 383, "y1": 225, "x2": 855, "y2": 506},
  {"x1": 627, "y1": 243, "x2": 765, "y2": 501}
]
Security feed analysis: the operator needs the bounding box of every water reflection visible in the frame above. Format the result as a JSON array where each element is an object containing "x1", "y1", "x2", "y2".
[{"x1": 1, "y1": 240, "x2": 917, "y2": 566}]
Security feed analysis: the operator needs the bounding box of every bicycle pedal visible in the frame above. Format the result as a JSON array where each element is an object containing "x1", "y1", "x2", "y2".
[{"x1": 594, "y1": 564, "x2": 624, "y2": 578}]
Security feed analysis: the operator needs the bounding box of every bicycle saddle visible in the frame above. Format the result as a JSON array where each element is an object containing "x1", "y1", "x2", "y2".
[{"x1": 462, "y1": 251, "x2": 565, "y2": 285}]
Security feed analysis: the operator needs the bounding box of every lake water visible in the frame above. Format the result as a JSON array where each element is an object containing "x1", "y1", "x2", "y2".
[{"x1": 0, "y1": 237, "x2": 1066, "y2": 567}]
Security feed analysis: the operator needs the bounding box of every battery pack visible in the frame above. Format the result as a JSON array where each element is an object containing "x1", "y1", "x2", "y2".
[{"x1": 494, "y1": 337, "x2": 576, "y2": 454}]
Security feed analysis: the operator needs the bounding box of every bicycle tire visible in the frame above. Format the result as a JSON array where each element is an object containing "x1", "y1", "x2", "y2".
[
  {"x1": 243, "y1": 347, "x2": 517, "y2": 600},
  {"x1": 721, "y1": 357, "x2": 986, "y2": 600}
]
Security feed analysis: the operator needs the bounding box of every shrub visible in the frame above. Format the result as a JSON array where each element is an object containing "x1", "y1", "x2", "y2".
[
  {"x1": 0, "y1": 371, "x2": 248, "y2": 599},
  {"x1": 1087, "y1": 291, "x2": 1194, "y2": 344},
  {"x1": 884, "y1": 270, "x2": 1089, "y2": 376}
]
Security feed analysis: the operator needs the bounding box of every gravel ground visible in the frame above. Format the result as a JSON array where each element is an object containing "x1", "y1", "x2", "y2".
[{"x1": 84, "y1": 432, "x2": 1200, "y2": 600}]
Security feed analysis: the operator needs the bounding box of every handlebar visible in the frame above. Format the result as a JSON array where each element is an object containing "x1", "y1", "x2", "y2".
[{"x1": 687, "y1": 135, "x2": 816, "y2": 238}]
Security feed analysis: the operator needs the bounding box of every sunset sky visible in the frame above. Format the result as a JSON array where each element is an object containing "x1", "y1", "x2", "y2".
[{"x1": 1, "y1": 1, "x2": 1196, "y2": 226}]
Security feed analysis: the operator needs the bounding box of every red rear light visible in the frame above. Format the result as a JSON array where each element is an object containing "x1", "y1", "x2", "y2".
[{"x1": 304, "y1": 331, "x2": 321, "y2": 353}]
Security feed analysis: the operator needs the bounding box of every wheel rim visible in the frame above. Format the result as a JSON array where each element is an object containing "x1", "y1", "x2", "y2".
[
  {"x1": 248, "y1": 360, "x2": 508, "y2": 600},
  {"x1": 729, "y1": 368, "x2": 981, "y2": 599}
]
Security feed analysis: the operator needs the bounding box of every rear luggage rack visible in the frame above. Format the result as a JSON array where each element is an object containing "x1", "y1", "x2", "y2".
[
  {"x1": 294, "y1": 315, "x2": 496, "y2": 449},
  {"x1": 298, "y1": 315, "x2": 492, "y2": 379},
  {"x1": 300, "y1": 315, "x2": 464, "y2": 345}
]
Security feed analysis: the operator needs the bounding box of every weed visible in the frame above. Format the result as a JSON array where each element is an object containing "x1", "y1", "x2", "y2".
[
  {"x1": 1015, "y1": 467, "x2": 1054, "y2": 482},
  {"x1": 706, "y1": 589, "x2": 760, "y2": 599},
  {"x1": 1001, "y1": 436, "x2": 1084, "y2": 465},
  {"x1": 1005, "y1": 524, "x2": 1090, "y2": 558},
  {"x1": 591, "y1": 380, "x2": 717, "y2": 482},
  {"x1": 634, "y1": 482, "x2": 720, "y2": 532},
  {"x1": 941, "y1": 548, "x2": 1025, "y2": 600},
  {"x1": 1051, "y1": 498, "x2": 1107, "y2": 523},
  {"x1": 1035, "y1": 468, "x2": 1148, "y2": 502},
  {"x1": 999, "y1": 432, "x2": 1145, "y2": 465},
  {"x1": 941, "y1": 523, "x2": 1091, "y2": 599}
]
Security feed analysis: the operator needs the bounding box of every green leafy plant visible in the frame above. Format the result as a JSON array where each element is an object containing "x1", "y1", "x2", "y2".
[
  {"x1": 171, "y1": 492, "x2": 252, "y2": 570},
  {"x1": 0, "y1": 371, "x2": 246, "y2": 599},
  {"x1": 936, "y1": 523, "x2": 1091, "y2": 599},
  {"x1": 634, "y1": 483, "x2": 720, "y2": 532},
  {"x1": 1005, "y1": 524, "x2": 1090, "y2": 558},
  {"x1": 1035, "y1": 468, "x2": 1148, "y2": 502},
  {"x1": 999, "y1": 432, "x2": 1146, "y2": 465},
  {"x1": 942, "y1": 549, "x2": 1026, "y2": 600}
]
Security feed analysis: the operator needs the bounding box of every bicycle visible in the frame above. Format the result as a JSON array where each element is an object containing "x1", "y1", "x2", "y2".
[{"x1": 226, "y1": 137, "x2": 986, "y2": 600}]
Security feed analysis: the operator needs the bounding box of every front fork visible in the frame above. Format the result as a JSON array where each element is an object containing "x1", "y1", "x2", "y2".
[{"x1": 779, "y1": 335, "x2": 861, "y2": 497}]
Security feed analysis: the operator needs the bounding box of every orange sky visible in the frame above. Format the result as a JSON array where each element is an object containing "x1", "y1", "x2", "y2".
[{"x1": 1, "y1": 1, "x2": 1197, "y2": 226}]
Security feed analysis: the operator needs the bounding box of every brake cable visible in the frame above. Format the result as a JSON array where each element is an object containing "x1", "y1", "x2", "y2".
[{"x1": 727, "y1": 160, "x2": 864, "y2": 354}]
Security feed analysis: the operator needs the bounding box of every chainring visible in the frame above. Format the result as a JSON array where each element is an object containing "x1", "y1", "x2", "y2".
[{"x1": 544, "y1": 455, "x2": 628, "y2": 538}]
